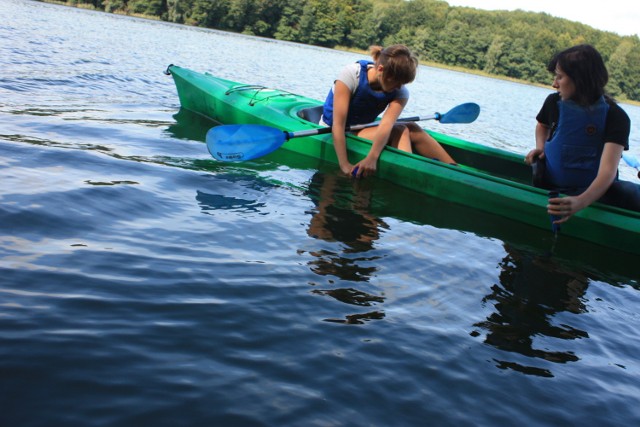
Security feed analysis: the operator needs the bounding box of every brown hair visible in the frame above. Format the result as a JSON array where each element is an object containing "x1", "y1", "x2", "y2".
[
  {"x1": 547, "y1": 44, "x2": 609, "y2": 105},
  {"x1": 369, "y1": 44, "x2": 418, "y2": 85}
]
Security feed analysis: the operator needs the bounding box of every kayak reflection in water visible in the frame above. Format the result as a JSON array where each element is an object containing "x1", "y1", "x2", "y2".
[
  {"x1": 472, "y1": 244, "x2": 589, "y2": 378},
  {"x1": 321, "y1": 44, "x2": 456, "y2": 178},
  {"x1": 304, "y1": 172, "x2": 387, "y2": 324}
]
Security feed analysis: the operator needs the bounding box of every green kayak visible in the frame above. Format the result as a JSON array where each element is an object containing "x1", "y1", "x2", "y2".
[{"x1": 166, "y1": 65, "x2": 640, "y2": 256}]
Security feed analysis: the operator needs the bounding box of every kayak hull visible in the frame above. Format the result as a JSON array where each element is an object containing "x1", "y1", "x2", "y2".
[{"x1": 167, "y1": 65, "x2": 640, "y2": 256}]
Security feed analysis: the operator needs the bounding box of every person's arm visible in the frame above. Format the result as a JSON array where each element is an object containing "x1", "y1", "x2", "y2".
[
  {"x1": 526, "y1": 93, "x2": 556, "y2": 165},
  {"x1": 331, "y1": 80, "x2": 355, "y2": 175},
  {"x1": 548, "y1": 142, "x2": 623, "y2": 223},
  {"x1": 353, "y1": 99, "x2": 406, "y2": 177},
  {"x1": 525, "y1": 122, "x2": 550, "y2": 165}
]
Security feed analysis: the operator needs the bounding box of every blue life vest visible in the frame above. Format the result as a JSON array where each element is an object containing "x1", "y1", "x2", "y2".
[
  {"x1": 544, "y1": 96, "x2": 610, "y2": 191},
  {"x1": 322, "y1": 60, "x2": 400, "y2": 126}
]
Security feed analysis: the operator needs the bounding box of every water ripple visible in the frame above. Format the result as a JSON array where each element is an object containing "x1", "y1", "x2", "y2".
[{"x1": 2, "y1": 1, "x2": 640, "y2": 426}]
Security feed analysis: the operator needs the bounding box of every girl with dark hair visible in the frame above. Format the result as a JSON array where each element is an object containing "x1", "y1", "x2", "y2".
[
  {"x1": 322, "y1": 45, "x2": 455, "y2": 178},
  {"x1": 525, "y1": 44, "x2": 640, "y2": 221}
]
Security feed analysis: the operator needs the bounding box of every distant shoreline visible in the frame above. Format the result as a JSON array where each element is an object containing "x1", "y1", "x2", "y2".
[
  {"x1": 338, "y1": 45, "x2": 640, "y2": 107},
  {"x1": 39, "y1": 0, "x2": 640, "y2": 107}
]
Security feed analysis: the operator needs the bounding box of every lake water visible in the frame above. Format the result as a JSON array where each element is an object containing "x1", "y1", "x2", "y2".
[{"x1": 1, "y1": 1, "x2": 639, "y2": 426}]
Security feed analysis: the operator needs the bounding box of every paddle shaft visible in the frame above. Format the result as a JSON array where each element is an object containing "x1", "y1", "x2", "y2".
[
  {"x1": 207, "y1": 102, "x2": 479, "y2": 162},
  {"x1": 286, "y1": 114, "x2": 438, "y2": 140}
]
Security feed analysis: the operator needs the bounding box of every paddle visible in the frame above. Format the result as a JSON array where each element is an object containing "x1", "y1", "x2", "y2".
[
  {"x1": 206, "y1": 102, "x2": 480, "y2": 162},
  {"x1": 622, "y1": 153, "x2": 640, "y2": 179}
]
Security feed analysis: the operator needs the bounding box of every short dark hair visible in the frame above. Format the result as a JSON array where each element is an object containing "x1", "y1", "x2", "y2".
[{"x1": 547, "y1": 44, "x2": 608, "y2": 105}]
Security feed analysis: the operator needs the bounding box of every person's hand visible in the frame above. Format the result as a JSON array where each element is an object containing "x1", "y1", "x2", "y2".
[
  {"x1": 352, "y1": 155, "x2": 378, "y2": 178},
  {"x1": 525, "y1": 148, "x2": 544, "y2": 165},
  {"x1": 339, "y1": 162, "x2": 355, "y2": 176},
  {"x1": 547, "y1": 195, "x2": 586, "y2": 224}
]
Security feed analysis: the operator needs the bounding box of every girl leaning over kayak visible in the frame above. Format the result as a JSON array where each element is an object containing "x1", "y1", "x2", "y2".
[{"x1": 321, "y1": 44, "x2": 455, "y2": 178}]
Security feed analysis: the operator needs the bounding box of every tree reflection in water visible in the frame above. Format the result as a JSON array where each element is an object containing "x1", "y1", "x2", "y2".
[
  {"x1": 474, "y1": 244, "x2": 589, "y2": 377},
  {"x1": 304, "y1": 172, "x2": 388, "y2": 324}
]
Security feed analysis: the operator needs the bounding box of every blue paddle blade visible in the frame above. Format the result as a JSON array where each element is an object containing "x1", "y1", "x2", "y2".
[
  {"x1": 438, "y1": 103, "x2": 480, "y2": 124},
  {"x1": 622, "y1": 153, "x2": 640, "y2": 169},
  {"x1": 206, "y1": 124, "x2": 287, "y2": 162}
]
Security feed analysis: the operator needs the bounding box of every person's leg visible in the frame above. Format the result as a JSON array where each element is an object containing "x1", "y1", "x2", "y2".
[
  {"x1": 406, "y1": 122, "x2": 455, "y2": 164},
  {"x1": 599, "y1": 180, "x2": 640, "y2": 211},
  {"x1": 388, "y1": 125, "x2": 412, "y2": 152},
  {"x1": 356, "y1": 124, "x2": 413, "y2": 153}
]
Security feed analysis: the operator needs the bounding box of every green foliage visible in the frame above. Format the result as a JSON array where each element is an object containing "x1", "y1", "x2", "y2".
[
  {"x1": 296, "y1": 0, "x2": 348, "y2": 47},
  {"x1": 272, "y1": 0, "x2": 304, "y2": 41},
  {"x1": 102, "y1": 0, "x2": 127, "y2": 13},
  {"x1": 128, "y1": 0, "x2": 164, "y2": 16},
  {"x1": 54, "y1": 0, "x2": 640, "y2": 101},
  {"x1": 608, "y1": 39, "x2": 640, "y2": 100}
]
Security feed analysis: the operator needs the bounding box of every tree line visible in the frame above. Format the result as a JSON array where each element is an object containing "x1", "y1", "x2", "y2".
[{"x1": 53, "y1": 0, "x2": 640, "y2": 102}]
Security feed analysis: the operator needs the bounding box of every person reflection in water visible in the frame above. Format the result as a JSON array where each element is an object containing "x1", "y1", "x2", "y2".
[
  {"x1": 304, "y1": 172, "x2": 387, "y2": 324},
  {"x1": 473, "y1": 244, "x2": 589, "y2": 378}
]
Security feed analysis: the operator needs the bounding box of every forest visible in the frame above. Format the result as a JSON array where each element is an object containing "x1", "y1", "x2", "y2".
[{"x1": 48, "y1": 0, "x2": 640, "y2": 102}]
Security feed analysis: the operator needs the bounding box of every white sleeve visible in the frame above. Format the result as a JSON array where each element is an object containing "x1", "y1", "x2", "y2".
[
  {"x1": 395, "y1": 85, "x2": 409, "y2": 100},
  {"x1": 335, "y1": 63, "x2": 360, "y2": 94}
]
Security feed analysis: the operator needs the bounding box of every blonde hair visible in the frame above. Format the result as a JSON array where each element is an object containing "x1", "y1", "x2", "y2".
[{"x1": 369, "y1": 44, "x2": 418, "y2": 84}]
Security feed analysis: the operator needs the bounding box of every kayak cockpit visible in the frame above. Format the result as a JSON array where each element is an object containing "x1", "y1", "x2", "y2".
[{"x1": 297, "y1": 106, "x2": 324, "y2": 124}]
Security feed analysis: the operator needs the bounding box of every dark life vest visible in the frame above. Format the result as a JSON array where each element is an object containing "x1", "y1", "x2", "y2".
[
  {"x1": 322, "y1": 60, "x2": 400, "y2": 126},
  {"x1": 544, "y1": 96, "x2": 610, "y2": 191}
]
